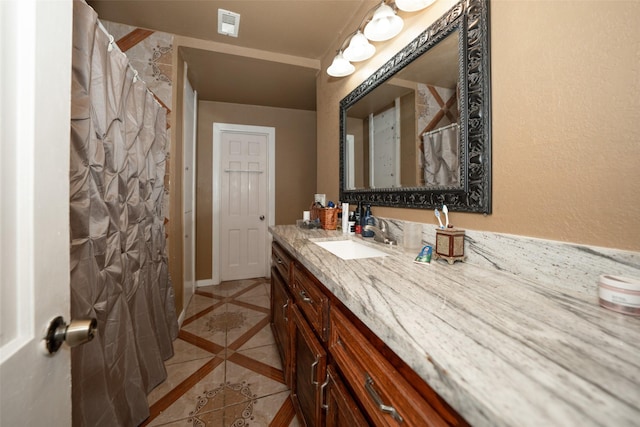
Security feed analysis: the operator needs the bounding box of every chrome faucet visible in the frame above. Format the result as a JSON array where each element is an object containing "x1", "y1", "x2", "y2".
[{"x1": 363, "y1": 217, "x2": 396, "y2": 245}]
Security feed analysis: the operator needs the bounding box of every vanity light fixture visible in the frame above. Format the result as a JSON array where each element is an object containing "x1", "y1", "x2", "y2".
[
  {"x1": 326, "y1": 0, "x2": 437, "y2": 77},
  {"x1": 395, "y1": 0, "x2": 437, "y2": 12},
  {"x1": 327, "y1": 51, "x2": 356, "y2": 77}
]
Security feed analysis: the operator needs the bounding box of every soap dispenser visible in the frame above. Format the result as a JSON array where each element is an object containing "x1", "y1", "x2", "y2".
[{"x1": 361, "y1": 204, "x2": 374, "y2": 238}]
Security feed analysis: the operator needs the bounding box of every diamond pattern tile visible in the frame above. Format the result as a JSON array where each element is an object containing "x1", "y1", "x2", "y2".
[{"x1": 140, "y1": 278, "x2": 299, "y2": 427}]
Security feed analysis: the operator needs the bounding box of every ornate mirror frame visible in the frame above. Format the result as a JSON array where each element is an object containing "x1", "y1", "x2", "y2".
[{"x1": 339, "y1": 0, "x2": 491, "y2": 213}]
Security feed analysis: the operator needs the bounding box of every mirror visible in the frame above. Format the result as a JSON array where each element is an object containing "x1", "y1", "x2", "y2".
[{"x1": 339, "y1": 0, "x2": 491, "y2": 213}]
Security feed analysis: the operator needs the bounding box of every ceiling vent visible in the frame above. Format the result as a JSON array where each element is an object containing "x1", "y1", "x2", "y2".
[{"x1": 218, "y1": 9, "x2": 240, "y2": 37}]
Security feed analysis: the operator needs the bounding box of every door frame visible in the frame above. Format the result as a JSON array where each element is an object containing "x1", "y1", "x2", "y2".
[
  {"x1": 212, "y1": 123, "x2": 275, "y2": 285},
  {"x1": 181, "y1": 61, "x2": 197, "y2": 321}
]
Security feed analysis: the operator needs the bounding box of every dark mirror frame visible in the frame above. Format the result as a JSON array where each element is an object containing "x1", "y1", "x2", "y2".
[{"x1": 339, "y1": 0, "x2": 491, "y2": 213}]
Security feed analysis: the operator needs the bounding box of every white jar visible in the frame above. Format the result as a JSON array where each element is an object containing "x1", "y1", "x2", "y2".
[{"x1": 598, "y1": 275, "x2": 640, "y2": 317}]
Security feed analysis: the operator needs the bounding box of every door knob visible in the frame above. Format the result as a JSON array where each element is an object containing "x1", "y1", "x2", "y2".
[
  {"x1": 259, "y1": 215, "x2": 265, "y2": 221},
  {"x1": 44, "y1": 316, "x2": 97, "y2": 355}
]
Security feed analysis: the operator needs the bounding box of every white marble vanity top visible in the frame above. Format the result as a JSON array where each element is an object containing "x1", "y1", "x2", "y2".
[{"x1": 270, "y1": 225, "x2": 640, "y2": 427}]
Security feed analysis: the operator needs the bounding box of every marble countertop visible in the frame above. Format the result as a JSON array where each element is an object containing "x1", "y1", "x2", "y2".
[{"x1": 270, "y1": 225, "x2": 640, "y2": 427}]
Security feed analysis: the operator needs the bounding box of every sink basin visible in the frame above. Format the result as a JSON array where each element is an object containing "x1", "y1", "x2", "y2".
[{"x1": 312, "y1": 239, "x2": 389, "y2": 260}]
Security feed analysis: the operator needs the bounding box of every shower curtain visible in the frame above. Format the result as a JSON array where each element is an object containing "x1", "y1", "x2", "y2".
[
  {"x1": 422, "y1": 124, "x2": 460, "y2": 187},
  {"x1": 69, "y1": 1, "x2": 178, "y2": 425}
]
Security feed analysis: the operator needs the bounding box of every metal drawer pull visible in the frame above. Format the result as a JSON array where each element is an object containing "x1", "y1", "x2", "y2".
[
  {"x1": 311, "y1": 359, "x2": 319, "y2": 385},
  {"x1": 275, "y1": 257, "x2": 284, "y2": 264},
  {"x1": 365, "y1": 373, "x2": 403, "y2": 423},
  {"x1": 282, "y1": 302, "x2": 288, "y2": 322},
  {"x1": 299, "y1": 290, "x2": 313, "y2": 304},
  {"x1": 320, "y1": 375, "x2": 330, "y2": 410}
]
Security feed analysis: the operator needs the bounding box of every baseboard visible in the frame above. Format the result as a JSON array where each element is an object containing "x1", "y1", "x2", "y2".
[
  {"x1": 177, "y1": 307, "x2": 186, "y2": 328},
  {"x1": 196, "y1": 279, "x2": 216, "y2": 287}
]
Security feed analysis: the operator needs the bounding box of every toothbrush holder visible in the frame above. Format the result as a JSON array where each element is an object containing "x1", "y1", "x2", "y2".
[{"x1": 433, "y1": 228, "x2": 466, "y2": 264}]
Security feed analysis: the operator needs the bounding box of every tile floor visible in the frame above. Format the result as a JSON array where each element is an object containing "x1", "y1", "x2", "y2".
[{"x1": 141, "y1": 278, "x2": 300, "y2": 427}]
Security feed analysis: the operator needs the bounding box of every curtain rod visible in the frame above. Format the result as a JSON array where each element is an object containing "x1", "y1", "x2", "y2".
[
  {"x1": 96, "y1": 19, "x2": 163, "y2": 109},
  {"x1": 422, "y1": 122, "x2": 459, "y2": 137}
]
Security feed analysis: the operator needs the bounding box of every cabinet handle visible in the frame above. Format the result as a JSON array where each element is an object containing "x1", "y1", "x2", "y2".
[
  {"x1": 299, "y1": 290, "x2": 313, "y2": 304},
  {"x1": 282, "y1": 301, "x2": 288, "y2": 322},
  {"x1": 311, "y1": 359, "x2": 319, "y2": 386},
  {"x1": 320, "y1": 374, "x2": 330, "y2": 411},
  {"x1": 276, "y1": 257, "x2": 284, "y2": 264},
  {"x1": 365, "y1": 373, "x2": 403, "y2": 423}
]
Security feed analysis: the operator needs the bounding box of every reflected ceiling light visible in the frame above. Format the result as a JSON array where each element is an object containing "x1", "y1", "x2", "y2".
[
  {"x1": 327, "y1": 51, "x2": 355, "y2": 77},
  {"x1": 343, "y1": 31, "x2": 376, "y2": 62},
  {"x1": 363, "y1": 2, "x2": 403, "y2": 42},
  {"x1": 395, "y1": 0, "x2": 437, "y2": 12}
]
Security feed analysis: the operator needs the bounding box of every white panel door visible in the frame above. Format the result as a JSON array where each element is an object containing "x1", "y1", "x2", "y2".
[
  {"x1": 0, "y1": 0, "x2": 73, "y2": 424},
  {"x1": 345, "y1": 134, "x2": 355, "y2": 190},
  {"x1": 219, "y1": 130, "x2": 269, "y2": 280},
  {"x1": 370, "y1": 106, "x2": 399, "y2": 188}
]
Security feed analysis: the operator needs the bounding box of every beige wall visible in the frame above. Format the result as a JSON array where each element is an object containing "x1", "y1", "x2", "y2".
[
  {"x1": 317, "y1": 0, "x2": 640, "y2": 251},
  {"x1": 195, "y1": 101, "x2": 317, "y2": 280}
]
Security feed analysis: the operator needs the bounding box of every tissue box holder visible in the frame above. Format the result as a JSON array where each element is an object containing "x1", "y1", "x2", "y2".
[{"x1": 434, "y1": 228, "x2": 466, "y2": 264}]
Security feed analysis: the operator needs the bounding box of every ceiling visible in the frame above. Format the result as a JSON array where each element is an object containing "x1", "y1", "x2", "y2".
[{"x1": 88, "y1": 0, "x2": 378, "y2": 111}]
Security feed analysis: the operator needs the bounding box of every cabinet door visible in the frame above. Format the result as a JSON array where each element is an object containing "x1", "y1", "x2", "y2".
[
  {"x1": 325, "y1": 365, "x2": 370, "y2": 427},
  {"x1": 291, "y1": 305, "x2": 327, "y2": 427},
  {"x1": 270, "y1": 267, "x2": 291, "y2": 386}
]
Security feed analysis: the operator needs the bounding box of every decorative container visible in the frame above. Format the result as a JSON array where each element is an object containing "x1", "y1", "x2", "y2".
[
  {"x1": 310, "y1": 204, "x2": 340, "y2": 230},
  {"x1": 433, "y1": 228, "x2": 466, "y2": 264}
]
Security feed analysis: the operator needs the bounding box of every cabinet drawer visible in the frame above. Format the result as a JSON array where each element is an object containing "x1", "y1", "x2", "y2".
[
  {"x1": 329, "y1": 307, "x2": 447, "y2": 427},
  {"x1": 292, "y1": 265, "x2": 329, "y2": 341},
  {"x1": 272, "y1": 241, "x2": 292, "y2": 284}
]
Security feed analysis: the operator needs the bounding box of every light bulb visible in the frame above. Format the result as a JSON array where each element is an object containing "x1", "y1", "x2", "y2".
[
  {"x1": 327, "y1": 51, "x2": 355, "y2": 77},
  {"x1": 363, "y1": 3, "x2": 403, "y2": 42},
  {"x1": 344, "y1": 31, "x2": 375, "y2": 62}
]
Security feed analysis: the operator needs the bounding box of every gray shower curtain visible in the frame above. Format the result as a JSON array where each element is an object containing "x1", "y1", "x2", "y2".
[
  {"x1": 422, "y1": 124, "x2": 460, "y2": 187},
  {"x1": 69, "y1": 1, "x2": 178, "y2": 425}
]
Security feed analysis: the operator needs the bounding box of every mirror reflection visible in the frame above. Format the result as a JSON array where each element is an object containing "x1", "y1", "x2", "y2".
[
  {"x1": 339, "y1": 0, "x2": 491, "y2": 213},
  {"x1": 345, "y1": 29, "x2": 460, "y2": 190}
]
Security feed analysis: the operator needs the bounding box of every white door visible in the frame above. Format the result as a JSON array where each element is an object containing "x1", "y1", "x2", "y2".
[
  {"x1": 345, "y1": 134, "x2": 355, "y2": 190},
  {"x1": 213, "y1": 124, "x2": 274, "y2": 282},
  {"x1": 182, "y1": 62, "x2": 197, "y2": 312},
  {"x1": 369, "y1": 100, "x2": 401, "y2": 188},
  {"x1": 0, "y1": 0, "x2": 73, "y2": 424}
]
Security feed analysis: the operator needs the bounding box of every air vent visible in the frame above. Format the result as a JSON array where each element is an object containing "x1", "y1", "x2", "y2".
[{"x1": 218, "y1": 9, "x2": 240, "y2": 37}]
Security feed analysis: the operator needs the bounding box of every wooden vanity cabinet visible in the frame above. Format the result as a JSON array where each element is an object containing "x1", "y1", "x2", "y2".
[
  {"x1": 271, "y1": 266, "x2": 291, "y2": 386},
  {"x1": 272, "y1": 240, "x2": 292, "y2": 282},
  {"x1": 270, "y1": 242, "x2": 293, "y2": 386},
  {"x1": 324, "y1": 364, "x2": 369, "y2": 427},
  {"x1": 330, "y1": 307, "x2": 449, "y2": 427},
  {"x1": 271, "y1": 240, "x2": 467, "y2": 427},
  {"x1": 290, "y1": 304, "x2": 327, "y2": 427},
  {"x1": 291, "y1": 263, "x2": 329, "y2": 341}
]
